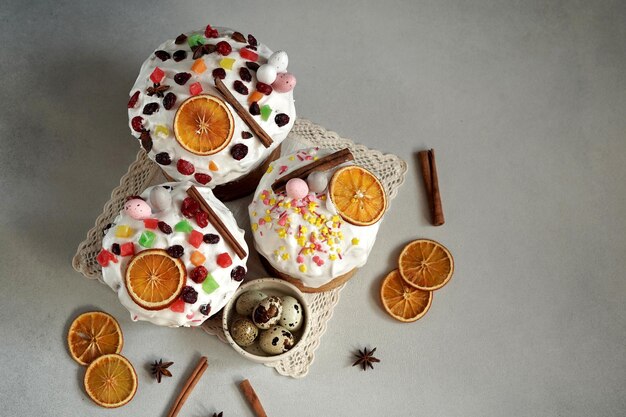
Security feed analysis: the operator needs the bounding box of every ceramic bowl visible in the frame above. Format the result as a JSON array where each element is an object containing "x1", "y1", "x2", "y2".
[{"x1": 222, "y1": 278, "x2": 311, "y2": 363}]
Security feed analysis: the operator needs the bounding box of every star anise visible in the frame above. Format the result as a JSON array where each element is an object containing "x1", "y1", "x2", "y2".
[
  {"x1": 192, "y1": 43, "x2": 216, "y2": 59},
  {"x1": 146, "y1": 83, "x2": 170, "y2": 98},
  {"x1": 151, "y1": 359, "x2": 173, "y2": 383},
  {"x1": 352, "y1": 347, "x2": 380, "y2": 371}
]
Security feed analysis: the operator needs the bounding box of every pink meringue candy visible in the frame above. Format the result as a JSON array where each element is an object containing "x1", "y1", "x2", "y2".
[
  {"x1": 124, "y1": 198, "x2": 152, "y2": 219},
  {"x1": 272, "y1": 72, "x2": 297, "y2": 93},
  {"x1": 285, "y1": 178, "x2": 309, "y2": 200}
]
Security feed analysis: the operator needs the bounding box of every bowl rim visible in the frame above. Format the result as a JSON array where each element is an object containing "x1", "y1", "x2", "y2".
[{"x1": 222, "y1": 277, "x2": 312, "y2": 363}]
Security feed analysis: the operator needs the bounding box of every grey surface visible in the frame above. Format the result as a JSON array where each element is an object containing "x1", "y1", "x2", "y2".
[{"x1": 1, "y1": 0, "x2": 625, "y2": 416}]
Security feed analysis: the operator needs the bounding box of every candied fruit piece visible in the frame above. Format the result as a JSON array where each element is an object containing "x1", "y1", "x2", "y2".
[
  {"x1": 131, "y1": 116, "x2": 144, "y2": 132},
  {"x1": 154, "y1": 125, "x2": 169, "y2": 138},
  {"x1": 190, "y1": 265, "x2": 208, "y2": 283},
  {"x1": 216, "y1": 252, "x2": 232, "y2": 268},
  {"x1": 195, "y1": 211, "x2": 209, "y2": 228},
  {"x1": 143, "y1": 219, "x2": 158, "y2": 229},
  {"x1": 128, "y1": 91, "x2": 140, "y2": 108},
  {"x1": 208, "y1": 161, "x2": 219, "y2": 171},
  {"x1": 150, "y1": 67, "x2": 165, "y2": 84},
  {"x1": 190, "y1": 251, "x2": 206, "y2": 267},
  {"x1": 181, "y1": 197, "x2": 200, "y2": 217},
  {"x1": 138, "y1": 230, "x2": 156, "y2": 248},
  {"x1": 174, "y1": 72, "x2": 191, "y2": 85},
  {"x1": 175, "y1": 220, "x2": 193, "y2": 233},
  {"x1": 189, "y1": 82, "x2": 203, "y2": 95},
  {"x1": 256, "y1": 82, "x2": 273, "y2": 95},
  {"x1": 191, "y1": 58, "x2": 207, "y2": 74},
  {"x1": 177, "y1": 159, "x2": 195, "y2": 175},
  {"x1": 96, "y1": 249, "x2": 117, "y2": 267},
  {"x1": 189, "y1": 230, "x2": 204, "y2": 248},
  {"x1": 187, "y1": 34, "x2": 205, "y2": 48},
  {"x1": 194, "y1": 173, "x2": 211, "y2": 185},
  {"x1": 205, "y1": 24, "x2": 219, "y2": 38},
  {"x1": 216, "y1": 41, "x2": 232, "y2": 56},
  {"x1": 115, "y1": 225, "x2": 134, "y2": 238},
  {"x1": 170, "y1": 298, "x2": 185, "y2": 313},
  {"x1": 202, "y1": 274, "x2": 220, "y2": 294},
  {"x1": 219, "y1": 58, "x2": 235, "y2": 70},
  {"x1": 260, "y1": 104, "x2": 272, "y2": 121},
  {"x1": 248, "y1": 91, "x2": 263, "y2": 104},
  {"x1": 119, "y1": 242, "x2": 135, "y2": 256},
  {"x1": 239, "y1": 48, "x2": 258, "y2": 61}
]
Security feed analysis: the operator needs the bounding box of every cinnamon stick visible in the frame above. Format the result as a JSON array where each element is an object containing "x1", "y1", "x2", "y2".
[
  {"x1": 166, "y1": 356, "x2": 208, "y2": 417},
  {"x1": 239, "y1": 379, "x2": 268, "y2": 417},
  {"x1": 418, "y1": 149, "x2": 444, "y2": 226},
  {"x1": 271, "y1": 148, "x2": 354, "y2": 193},
  {"x1": 214, "y1": 77, "x2": 273, "y2": 148},
  {"x1": 186, "y1": 186, "x2": 247, "y2": 259}
]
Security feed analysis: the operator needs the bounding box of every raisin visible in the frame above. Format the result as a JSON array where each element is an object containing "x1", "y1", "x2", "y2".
[
  {"x1": 231, "y1": 143, "x2": 248, "y2": 160},
  {"x1": 155, "y1": 152, "x2": 172, "y2": 165},
  {"x1": 166, "y1": 245, "x2": 184, "y2": 258},
  {"x1": 233, "y1": 80, "x2": 248, "y2": 95},
  {"x1": 163, "y1": 92, "x2": 176, "y2": 110},
  {"x1": 180, "y1": 286, "x2": 198, "y2": 304},
  {"x1": 203, "y1": 233, "x2": 220, "y2": 244},
  {"x1": 127, "y1": 91, "x2": 140, "y2": 108},
  {"x1": 212, "y1": 68, "x2": 226, "y2": 80},
  {"x1": 199, "y1": 304, "x2": 211, "y2": 315},
  {"x1": 158, "y1": 221, "x2": 172, "y2": 234},
  {"x1": 154, "y1": 50, "x2": 170, "y2": 61},
  {"x1": 249, "y1": 102, "x2": 260, "y2": 115},
  {"x1": 245, "y1": 61, "x2": 260, "y2": 72},
  {"x1": 173, "y1": 50, "x2": 187, "y2": 62},
  {"x1": 111, "y1": 243, "x2": 121, "y2": 255},
  {"x1": 275, "y1": 113, "x2": 290, "y2": 127},
  {"x1": 175, "y1": 34, "x2": 187, "y2": 44},
  {"x1": 143, "y1": 102, "x2": 159, "y2": 115},
  {"x1": 232, "y1": 31, "x2": 246, "y2": 43},
  {"x1": 241, "y1": 131, "x2": 252, "y2": 139},
  {"x1": 256, "y1": 82, "x2": 273, "y2": 95},
  {"x1": 140, "y1": 131, "x2": 153, "y2": 152},
  {"x1": 247, "y1": 34, "x2": 258, "y2": 46},
  {"x1": 230, "y1": 266, "x2": 246, "y2": 281},
  {"x1": 239, "y1": 67, "x2": 252, "y2": 82},
  {"x1": 174, "y1": 72, "x2": 191, "y2": 85}
]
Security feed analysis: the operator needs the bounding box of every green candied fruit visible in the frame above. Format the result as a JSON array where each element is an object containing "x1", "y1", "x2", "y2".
[
  {"x1": 174, "y1": 220, "x2": 193, "y2": 233},
  {"x1": 138, "y1": 231, "x2": 156, "y2": 248},
  {"x1": 260, "y1": 104, "x2": 272, "y2": 121},
  {"x1": 202, "y1": 274, "x2": 220, "y2": 294},
  {"x1": 187, "y1": 34, "x2": 205, "y2": 47}
]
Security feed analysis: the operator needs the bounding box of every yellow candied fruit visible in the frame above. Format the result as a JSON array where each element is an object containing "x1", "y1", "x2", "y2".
[
  {"x1": 299, "y1": 264, "x2": 307, "y2": 273},
  {"x1": 266, "y1": 165, "x2": 274, "y2": 173},
  {"x1": 351, "y1": 238, "x2": 360, "y2": 245},
  {"x1": 251, "y1": 223, "x2": 258, "y2": 232},
  {"x1": 219, "y1": 58, "x2": 236, "y2": 70},
  {"x1": 115, "y1": 225, "x2": 134, "y2": 238},
  {"x1": 281, "y1": 253, "x2": 290, "y2": 261},
  {"x1": 154, "y1": 124, "x2": 169, "y2": 138}
]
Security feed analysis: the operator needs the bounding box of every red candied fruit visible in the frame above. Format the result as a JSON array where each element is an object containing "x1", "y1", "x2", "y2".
[
  {"x1": 127, "y1": 91, "x2": 140, "y2": 109},
  {"x1": 216, "y1": 41, "x2": 232, "y2": 56},
  {"x1": 189, "y1": 82, "x2": 203, "y2": 96},
  {"x1": 170, "y1": 298, "x2": 185, "y2": 312},
  {"x1": 96, "y1": 249, "x2": 118, "y2": 267},
  {"x1": 188, "y1": 230, "x2": 204, "y2": 248},
  {"x1": 119, "y1": 242, "x2": 135, "y2": 257},
  {"x1": 131, "y1": 116, "x2": 144, "y2": 132},
  {"x1": 181, "y1": 197, "x2": 200, "y2": 218},
  {"x1": 150, "y1": 67, "x2": 165, "y2": 84},
  {"x1": 216, "y1": 252, "x2": 232, "y2": 268},
  {"x1": 190, "y1": 266, "x2": 208, "y2": 284},
  {"x1": 195, "y1": 211, "x2": 209, "y2": 228},
  {"x1": 177, "y1": 159, "x2": 195, "y2": 175},
  {"x1": 239, "y1": 48, "x2": 258, "y2": 62},
  {"x1": 143, "y1": 219, "x2": 159, "y2": 229},
  {"x1": 194, "y1": 173, "x2": 212, "y2": 184},
  {"x1": 205, "y1": 24, "x2": 219, "y2": 38},
  {"x1": 256, "y1": 82, "x2": 273, "y2": 95}
]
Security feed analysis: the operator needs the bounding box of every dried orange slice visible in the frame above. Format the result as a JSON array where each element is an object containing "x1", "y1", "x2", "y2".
[
  {"x1": 67, "y1": 311, "x2": 123, "y2": 366},
  {"x1": 174, "y1": 95, "x2": 234, "y2": 155},
  {"x1": 84, "y1": 354, "x2": 137, "y2": 408},
  {"x1": 399, "y1": 239, "x2": 454, "y2": 291},
  {"x1": 124, "y1": 249, "x2": 186, "y2": 310},
  {"x1": 380, "y1": 269, "x2": 432, "y2": 322},
  {"x1": 329, "y1": 166, "x2": 387, "y2": 226}
]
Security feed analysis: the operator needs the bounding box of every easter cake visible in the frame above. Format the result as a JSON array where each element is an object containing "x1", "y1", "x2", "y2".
[
  {"x1": 127, "y1": 24, "x2": 296, "y2": 200},
  {"x1": 248, "y1": 148, "x2": 388, "y2": 292},
  {"x1": 97, "y1": 182, "x2": 248, "y2": 327}
]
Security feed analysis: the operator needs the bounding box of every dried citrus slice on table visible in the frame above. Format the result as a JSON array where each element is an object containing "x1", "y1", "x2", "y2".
[
  {"x1": 174, "y1": 95, "x2": 234, "y2": 155},
  {"x1": 329, "y1": 166, "x2": 387, "y2": 226},
  {"x1": 67, "y1": 311, "x2": 123, "y2": 366},
  {"x1": 380, "y1": 269, "x2": 433, "y2": 322},
  {"x1": 399, "y1": 239, "x2": 454, "y2": 291},
  {"x1": 84, "y1": 354, "x2": 137, "y2": 408},
  {"x1": 124, "y1": 249, "x2": 186, "y2": 310}
]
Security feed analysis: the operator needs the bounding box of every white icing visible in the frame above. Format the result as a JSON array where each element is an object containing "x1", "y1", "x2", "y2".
[
  {"x1": 248, "y1": 148, "x2": 382, "y2": 289},
  {"x1": 128, "y1": 27, "x2": 296, "y2": 186},
  {"x1": 102, "y1": 182, "x2": 248, "y2": 327}
]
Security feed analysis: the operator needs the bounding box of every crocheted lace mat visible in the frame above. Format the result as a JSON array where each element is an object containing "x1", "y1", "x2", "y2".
[{"x1": 73, "y1": 118, "x2": 407, "y2": 378}]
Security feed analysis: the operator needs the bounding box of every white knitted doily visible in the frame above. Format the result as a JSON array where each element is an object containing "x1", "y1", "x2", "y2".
[{"x1": 73, "y1": 118, "x2": 407, "y2": 378}]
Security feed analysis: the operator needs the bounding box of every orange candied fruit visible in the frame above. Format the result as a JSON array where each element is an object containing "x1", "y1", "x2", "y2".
[{"x1": 190, "y1": 250, "x2": 206, "y2": 266}]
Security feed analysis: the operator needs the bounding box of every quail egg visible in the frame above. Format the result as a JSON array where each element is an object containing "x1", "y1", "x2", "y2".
[
  {"x1": 230, "y1": 318, "x2": 258, "y2": 347},
  {"x1": 236, "y1": 290, "x2": 268, "y2": 316},
  {"x1": 252, "y1": 296, "x2": 282, "y2": 330},
  {"x1": 278, "y1": 296, "x2": 303, "y2": 331},
  {"x1": 259, "y1": 325, "x2": 295, "y2": 355}
]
